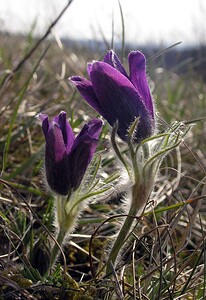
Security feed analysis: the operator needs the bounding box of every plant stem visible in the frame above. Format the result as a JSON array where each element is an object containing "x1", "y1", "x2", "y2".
[
  {"x1": 50, "y1": 195, "x2": 79, "y2": 269},
  {"x1": 50, "y1": 228, "x2": 67, "y2": 268},
  {"x1": 106, "y1": 182, "x2": 144, "y2": 276}
]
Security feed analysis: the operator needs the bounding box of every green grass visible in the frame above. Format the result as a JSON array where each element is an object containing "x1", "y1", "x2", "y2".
[{"x1": 1, "y1": 14, "x2": 206, "y2": 300}]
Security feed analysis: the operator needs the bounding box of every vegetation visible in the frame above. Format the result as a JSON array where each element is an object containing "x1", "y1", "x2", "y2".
[{"x1": 1, "y1": 4, "x2": 206, "y2": 299}]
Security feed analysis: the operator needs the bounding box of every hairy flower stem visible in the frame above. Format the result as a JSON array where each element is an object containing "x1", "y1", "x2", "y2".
[
  {"x1": 106, "y1": 181, "x2": 146, "y2": 277},
  {"x1": 50, "y1": 196, "x2": 79, "y2": 269},
  {"x1": 50, "y1": 227, "x2": 67, "y2": 268}
]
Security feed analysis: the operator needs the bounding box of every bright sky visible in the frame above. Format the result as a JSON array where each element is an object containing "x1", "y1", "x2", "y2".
[{"x1": 0, "y1": 0, "x2": 206, "y2": 46}]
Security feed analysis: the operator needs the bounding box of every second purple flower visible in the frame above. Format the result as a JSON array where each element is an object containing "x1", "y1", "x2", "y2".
[
  {"x1": 69, "y1": 50, "x2": 155, "y2": 143},
  {"x1": 39, "y1": 111, "x2": 103, "y2": 196}
]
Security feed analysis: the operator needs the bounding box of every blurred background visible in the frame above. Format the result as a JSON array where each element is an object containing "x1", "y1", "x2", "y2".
[{"x1": 1, "y1": 0, "x2": 206, "y2": 48}]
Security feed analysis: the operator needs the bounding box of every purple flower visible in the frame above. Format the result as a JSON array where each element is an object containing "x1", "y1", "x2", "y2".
[
  {"x1": 39, "y1": 111, "x2": 103, "y2": 195},
  {"x1": 69, "y1": 50, "x2": 155, "y2": 143}
]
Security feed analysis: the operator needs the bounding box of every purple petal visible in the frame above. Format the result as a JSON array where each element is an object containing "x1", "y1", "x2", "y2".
[
  {"x1": 87, "y1": 118, "x2": 103, "y2": 139},
  {"x1": 128, "y1": 51, "x2": 154, "y2": 118},
  {"x1": 38, "y1": 113, "x2": 48, "y2": 123},
  {"x1": 45, "y1": 154, "x2": 71, "y2": 195},
  {"x1": 69, "y1": 138, "x2": 97, "y2": 190},
  {"x1": 69, "y1": 76, "x2": 106, "y2": 117},
  {"x1": 89, "y1": 61, "x2": 153, "y2": 141},
  {"x1": 104, "y1": 50, "x2": 128, "y2": 78},
  {"x1": 47, "y1": 124, "x2": 67, "y2": 162},
  {"x1": 44, "y1": 124, "x2": 71, "y2": 195},
  {"x1": 52, "y1": 111, "x2": 75, "y2": 154},
  {"x1": 87, "y1": 62, "x2": 94, "y2": 76},
  {"x1": 77, "y1": 118, "x2": 103, "y2": 140},
  {"x1": 71, "y1": 118, "x2": 102, "y2": 162},
  {"x1": 45, "y1": 156, "x2": 71, "y2": 196},
  {"x1": 38, "y1": 114, "x2": 50, "y2": 137},
  {"x1": 69, "y1": 119, "x2": 102, "y2": 190},
  {"x1": 39, "y1": 113, "x2": 67, "y2": 162}
]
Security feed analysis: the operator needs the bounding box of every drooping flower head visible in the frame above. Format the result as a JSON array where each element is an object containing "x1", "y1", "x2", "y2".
[
  {"x1": 39, "y1": 111, "x2": 102, "y2": 196},
  {"x1": 69, "y1": 50, "x2": 155, "y2": 143}
]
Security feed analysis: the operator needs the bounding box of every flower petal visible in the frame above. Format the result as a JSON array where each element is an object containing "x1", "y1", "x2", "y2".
[
  {"x1": 90, "y1": 61, "x2": 153, "y2": 141},
  {"x1": 38, "y1": 114, "x2": 50, "y2": 137},
  {"x1": 52, "y1": 111, "x2": 75, "y2": 154},
  {"x1": 47, "y1": 123, "x2": 67, "y2": 162},
  {"x1": 103, "y1": 50, "x2": 128, "y2": 78},
  {"x1": 69, "y1": 76, "x2": 106, "y2": 117},
  {"x1": 45, "y1": 124, "x2": 71, "y2": 195},
  {"x1": 69, "y1": 119, "x2": 102, "y2": 190},
  {"x1": 45, "y1": 155, "x2": 71, "y2": 195},
  {"x1": 128, "y1": 51, "x2": 154, "y2": 118},
  {"x1": 76, "y1": 118, "x2": 103, "y2": 140},
  {"x1": 87, "y1": 62, "x2": 94, "y2": 76}
]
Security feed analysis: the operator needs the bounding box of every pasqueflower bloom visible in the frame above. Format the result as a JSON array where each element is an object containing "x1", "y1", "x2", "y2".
[
  {"x1": 69, "y1": 50, "x2": 155, "y2": 143},
  {"x1": 39, "y1": 111, "x2": 102, "y2": 195}
]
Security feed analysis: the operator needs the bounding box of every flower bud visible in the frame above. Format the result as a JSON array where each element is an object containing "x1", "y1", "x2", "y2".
[
  {"x1": 30, "y1": 238, "x2": 51, "y2": 276},
  {"x1": 38, "y1": 112, "x2": 103, "y2": 195}
]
